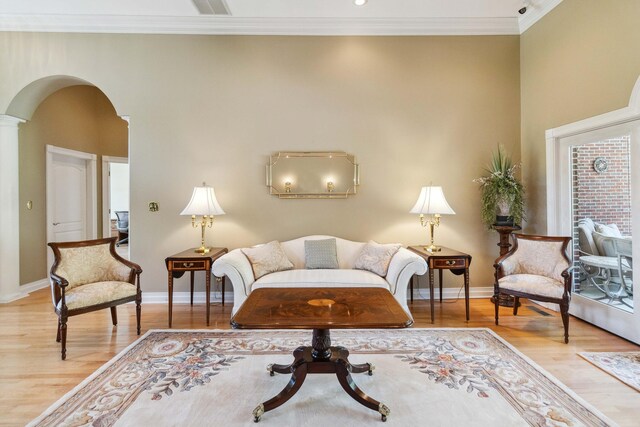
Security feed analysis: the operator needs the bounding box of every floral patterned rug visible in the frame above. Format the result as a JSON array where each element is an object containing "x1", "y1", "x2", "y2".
[
  {"x1": 29, "y1": 329, "x2": 615, "y2": 426},
  {"x1": 579, "y1": 351, "x2": 640, "y2": 392}
]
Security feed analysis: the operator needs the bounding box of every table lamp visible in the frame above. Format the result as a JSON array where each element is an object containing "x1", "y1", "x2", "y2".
[
  {"x1": 180, "y1": 183, "x2": 225, "y2": 254},
  {"x1": 410, "y1": 186, "x2": 455, "y2": 252}
]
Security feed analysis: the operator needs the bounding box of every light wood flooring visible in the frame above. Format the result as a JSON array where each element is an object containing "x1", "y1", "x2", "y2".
[{"x1": 1, "y1": 288, "x2": 639, "y2": 426}]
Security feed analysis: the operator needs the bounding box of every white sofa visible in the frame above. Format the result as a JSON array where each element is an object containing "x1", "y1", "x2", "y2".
[{"x1": 212, "y1": 235, "x2": 428, "y2": 318}]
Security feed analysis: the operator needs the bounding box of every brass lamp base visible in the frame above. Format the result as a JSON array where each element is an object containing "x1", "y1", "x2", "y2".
[
  {"x1": 419, "y1": 214, "x2": 443, "y2": 253},
  {"x1": 194, "y1": 246, "x2": 211, "y2": 254}
]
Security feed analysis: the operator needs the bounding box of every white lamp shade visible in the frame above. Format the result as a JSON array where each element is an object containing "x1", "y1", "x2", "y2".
[
  {"x1": 410, "y1": 186, "x2": 455, "y2": 215},
  {"x1": 180, "y1": 186, "x2": 225, "y2": 216}
]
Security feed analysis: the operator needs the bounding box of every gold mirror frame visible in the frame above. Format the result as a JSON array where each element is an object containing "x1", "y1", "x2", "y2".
[{"x1": 266, "y1": 151, "x2": 359, "y2": 199}]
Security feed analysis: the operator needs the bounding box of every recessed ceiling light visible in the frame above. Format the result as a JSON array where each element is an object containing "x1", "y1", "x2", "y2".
[{"x1": 354, "y1": 0, "x2": 368, "y2": 6}]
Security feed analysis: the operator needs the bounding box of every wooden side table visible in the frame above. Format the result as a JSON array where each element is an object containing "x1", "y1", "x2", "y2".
[
  {"x1": 408, "y1": 246, "x2": 472, "y2": 323},
  {"x1": 165, "y1": 247, "x2": 228, "y2": 327}
]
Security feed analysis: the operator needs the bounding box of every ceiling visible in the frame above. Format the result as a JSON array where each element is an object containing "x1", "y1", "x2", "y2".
[{"x1": 0, "y1": 0, "x2": 563, "y2": 35}]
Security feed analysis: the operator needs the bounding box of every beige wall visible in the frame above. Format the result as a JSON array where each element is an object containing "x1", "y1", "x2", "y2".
[
  {"x1": 521, "y1": 0, "x2": 640, "y2": 233},
  {"x1": 18, "y1": 86, "x2": 128, "y2": 284},
  {"x1": 1, "y1": 34, "x2": 520, "y2": 292}
]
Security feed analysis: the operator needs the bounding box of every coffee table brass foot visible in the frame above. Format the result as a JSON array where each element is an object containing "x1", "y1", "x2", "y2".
[
  {"x1": 253, "y1": 404, "x2": 264, "y2": 423},
  {"x1": 379, "y1": 403, "x2": 390, "y2": 422},
  {"x1": 349, "y1": 361, "x2": 375, "y2": 376}
]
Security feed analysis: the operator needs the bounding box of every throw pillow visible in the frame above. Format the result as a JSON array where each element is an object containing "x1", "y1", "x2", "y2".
[
  {"x1": 305, "y1": 238, "x2": 339, "y2": 269},
  {"x1": 354, "y1": 240, "x2": 401, "y2": 277},
  {"x1": 594, "y1": 223, "x2": 622, "y2": 238},
  {"x1": 242, "y1": 241, "x2": 293, "y2": 280}
]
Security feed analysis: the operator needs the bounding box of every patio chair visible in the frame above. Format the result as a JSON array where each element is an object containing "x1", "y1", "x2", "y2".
[{"x1": 115, "y1": 210, "x2": 129, "y2": 246}]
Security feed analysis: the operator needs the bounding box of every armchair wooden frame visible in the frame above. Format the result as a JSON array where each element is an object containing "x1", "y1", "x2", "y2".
[
  {"x1": 48, "y1": 237, "x2": 142, "y2": 360},
  {"x1": 494, "y1": 234, "x2": 572, "y2": 343}
]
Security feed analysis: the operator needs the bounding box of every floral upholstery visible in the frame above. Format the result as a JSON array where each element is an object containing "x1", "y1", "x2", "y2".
[
  {"x1": 498, "y1": 274, "x2": 564, "y2": 299},
  {"x1": 500, "y1": 238, "x2": 569, "y2": 283},
  {"x1": 48, "y1": 237, "x2": 142, "y2": 360},
  {"x1": 494, "y1": 233, "x2": 572, "y2": 343},
  {"x1": 57, "y1": 281, "x2": 137, "y2": 310},
  {"x1": 55, "y1": 243, "x2": 133, "y2": 290}
]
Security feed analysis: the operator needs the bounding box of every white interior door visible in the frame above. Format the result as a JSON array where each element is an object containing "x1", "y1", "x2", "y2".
[
  {"x1": 51, "y1": 154, "x2": 87, "y2": 241},
  {"x1": 46, "y1": 145, "x2": 97, "y2": 269}
]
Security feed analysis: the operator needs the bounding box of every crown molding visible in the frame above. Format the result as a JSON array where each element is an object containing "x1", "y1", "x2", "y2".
[
  {"x1": 0, "y1": 15, "x2": 520, "y2": 36},
  {"x1": 518, "y1": 0, "x2": 563, "y2": 34}
]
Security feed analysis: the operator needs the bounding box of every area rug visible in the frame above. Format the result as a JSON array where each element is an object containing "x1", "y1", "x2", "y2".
[
  {"x1": 579, "y1": 351, "x2": 640, "y2": 392},
  {"x1": 29, "y1": 328, "x2": 615, "y2": 427}
]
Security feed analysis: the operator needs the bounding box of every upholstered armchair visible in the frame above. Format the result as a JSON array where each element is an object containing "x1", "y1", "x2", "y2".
[
  {"x1": 48, "y1": 237, "x2": 142, "y2": 360},
  {"x1": 494, "y1": 234, "x2": 572, "y2": 343}
]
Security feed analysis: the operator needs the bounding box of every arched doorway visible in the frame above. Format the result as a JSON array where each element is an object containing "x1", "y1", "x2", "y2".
[{"x1": 0, "y1": 76, "x2": 129, "y2": 302}]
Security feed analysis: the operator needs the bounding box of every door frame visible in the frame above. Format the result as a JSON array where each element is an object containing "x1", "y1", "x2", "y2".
[
  {"x1": 546, "y1": 76, "x2": 640, "y2": 343},
  {"x1": 101, "y1": 155, "x2": 128, "y2": 238},
  {"x1": 46, "y1": 145, "x2": 98, "y2": 269}
]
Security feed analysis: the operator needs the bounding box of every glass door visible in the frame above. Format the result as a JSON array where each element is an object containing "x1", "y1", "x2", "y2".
[{"x1": 556, "y1": 122, "x2": 638, "y2": 342}]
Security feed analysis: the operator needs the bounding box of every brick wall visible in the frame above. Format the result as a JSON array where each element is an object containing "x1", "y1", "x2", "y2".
[{"x1": 572, "y1": 136, "x2": 632, "y2": 247}]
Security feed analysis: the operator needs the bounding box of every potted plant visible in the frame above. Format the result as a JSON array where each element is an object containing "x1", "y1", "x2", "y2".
[{"x1": 474, "y1": 145, "x2": 525, "y2": 227}]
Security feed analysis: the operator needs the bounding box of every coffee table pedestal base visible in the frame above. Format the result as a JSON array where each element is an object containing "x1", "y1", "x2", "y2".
[{"x1": 253, "y1": 328, "x2": 389, "y2": 422}]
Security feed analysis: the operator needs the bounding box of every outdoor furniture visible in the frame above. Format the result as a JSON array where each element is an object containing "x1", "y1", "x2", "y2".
[
  {"x1": 576, "y1": 218, "x2": 633, "y2": 305},
  {"x1": 115, "y1": 210, "x2": 129, "y2": 246},
  {"x1": 619, "y1": 254, "x2": 633, "y2": 297},
  {"x1": 579, "y1": 255, "x2": 630, "y2": 306}
]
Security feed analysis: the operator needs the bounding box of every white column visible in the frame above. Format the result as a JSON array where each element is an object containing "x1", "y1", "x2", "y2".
[{"x1": 0, "y1": 114, "x2": 28, "y2": 303}]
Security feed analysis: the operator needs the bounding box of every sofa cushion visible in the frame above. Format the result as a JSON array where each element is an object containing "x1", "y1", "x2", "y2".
[
  {"x1": 305, "y1": 238, "x2": 339, "y2": 269},
  {"x1": 242, "y1": 241, "x2": 293, "y2": 279},
  {"x1": 354, "y1": 241, "x2": 401, "y2": 277},
  {"x1": 252, "y1": 269, "x2": 389, "y2": 291}
]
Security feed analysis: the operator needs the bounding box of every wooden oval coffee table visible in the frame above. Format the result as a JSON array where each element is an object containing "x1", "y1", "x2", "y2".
[{"x1": 230, "y1": 287, "x2": 413, "y2": 422}]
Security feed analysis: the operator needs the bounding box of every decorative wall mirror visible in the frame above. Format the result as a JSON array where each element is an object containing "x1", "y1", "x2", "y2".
[{"x1": 266, "y1": 151, "x2": 359, "y2": 199}]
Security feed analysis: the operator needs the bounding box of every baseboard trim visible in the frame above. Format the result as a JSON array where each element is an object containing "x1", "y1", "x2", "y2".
[
  {"x1": 0, "y1": 290, "x2": 30, "y2": 303},
  {"x1": 0, "y1": 278, "x2": 49, "y2": 303},
  {"x1": 411, "y1": 286, "x2": 495, "y2": 300},
  {"x1": 142, "y1": 287, "x2": 495, "y2": 304},
  {"x1": 143, "y1": 292, "x2": 234, "y2": 304},
  {"x1": 20, "y1": 278, "x2": 49, "y2": 293}
]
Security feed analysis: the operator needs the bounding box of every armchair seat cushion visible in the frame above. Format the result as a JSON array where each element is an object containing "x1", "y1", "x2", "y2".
[
  {"x1": 58, "y1": 281, "x2": 137, "y2": 311},
  {"x1": 498, "y1": 274, "x2": 564, "y2": 299}
]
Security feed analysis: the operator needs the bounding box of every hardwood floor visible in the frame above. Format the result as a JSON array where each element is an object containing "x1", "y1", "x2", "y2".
[{"x1": 1, "y1": 288, "x2": 639, "y2": 426}]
